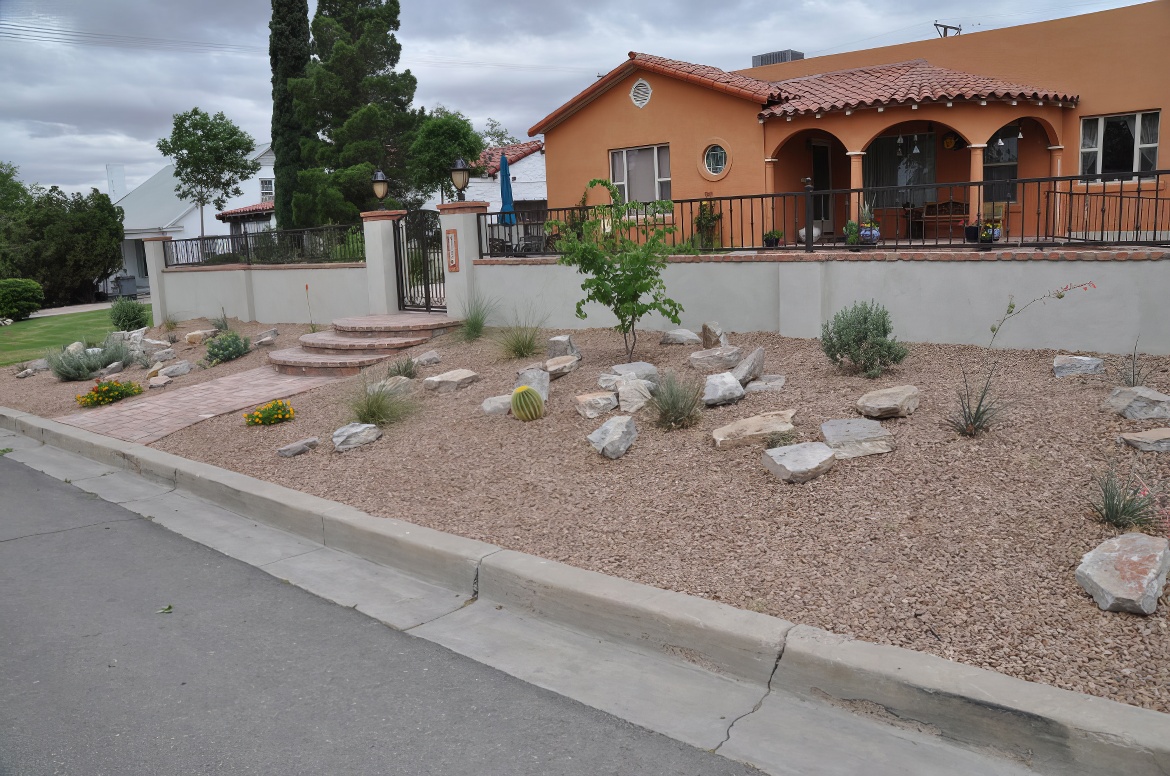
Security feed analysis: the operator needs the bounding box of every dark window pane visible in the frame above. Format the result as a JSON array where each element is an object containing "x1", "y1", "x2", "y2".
[
  {"x1": 1081, "y1": 151, "x2": 1098, "y2": 175},
  {"x1": 1101, "y1": 114, "x2": 1137, "y2": 175},
  {"x1": 983, "y1": 164, "x2": 1017, "y2": 202},
  {"x1": 1141, "y1": 147, "x2": 1157, "y2": 172},
  {"x1": 625, "y1": 147, "x2": 657, "y2": 202},
  {"x1": 983, "y1": 134, "x2": 1018, "y2": 165},
  {"x1": 657, "y1": 146, "x2": 670, "y2": 179},
  {"x1": 1081, "y1": 117, "x2": 1099, "y2": 150},
  {"x1": 658, "y1": 180, "x2": 671, "y2": 201},
  {"x1": 610, "y1": 151, "x2": 624, "y2": 183}
]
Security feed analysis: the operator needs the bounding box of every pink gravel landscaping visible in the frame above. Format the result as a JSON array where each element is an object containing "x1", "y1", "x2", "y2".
[{"x1": 4, "y1": 321, "x2": 1169, "y2": 714}]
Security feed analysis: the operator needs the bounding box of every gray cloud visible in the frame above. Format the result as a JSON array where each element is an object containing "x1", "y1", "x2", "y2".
[{"x1": 0, "y1": 0, "x2": 1138, "y2": 195}]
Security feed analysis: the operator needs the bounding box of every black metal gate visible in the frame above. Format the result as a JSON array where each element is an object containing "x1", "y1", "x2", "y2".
[{"x1": 394, "y1": 210, "x2": 446, "y2": 312}]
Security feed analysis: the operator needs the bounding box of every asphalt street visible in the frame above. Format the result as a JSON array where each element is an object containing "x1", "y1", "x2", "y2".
[{"x1": 0, "y1": 457, "x2": 761, "y2": 776}]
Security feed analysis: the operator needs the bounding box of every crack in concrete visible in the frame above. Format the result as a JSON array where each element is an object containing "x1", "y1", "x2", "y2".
[
  {"x1": 257, "y1": 547, "x2": 323, "y2": 568},
  {"x1": 0, "y1": 516, "x2": 143, "y2": 543},
  {"x1": 713, "y1": 642, "x2": 785, "y2": 753}
]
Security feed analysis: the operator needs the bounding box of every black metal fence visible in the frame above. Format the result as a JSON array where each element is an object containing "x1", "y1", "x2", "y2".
[
  {"x1": 477, "y1": 170, "x2": 1170, "y2": 256},
  {"x1": 163, "y1": 225, "x2": 365, "y2": 267},
  {"x1": 393, "y1": 210, "x2": 445, "y2": 312}
]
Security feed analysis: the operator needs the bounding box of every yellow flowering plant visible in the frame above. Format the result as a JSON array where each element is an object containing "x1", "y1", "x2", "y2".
[
  {"x1": 76, "y1": 379, "x2": 144, "y2": 408},
  {"x1": 244, "y1": 399, "x2": 295, "y2": 426}
]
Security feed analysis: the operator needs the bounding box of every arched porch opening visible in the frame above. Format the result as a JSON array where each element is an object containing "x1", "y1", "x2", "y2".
[{"x1": 768, "y1": 128, "x2": 849, "y2": 239}]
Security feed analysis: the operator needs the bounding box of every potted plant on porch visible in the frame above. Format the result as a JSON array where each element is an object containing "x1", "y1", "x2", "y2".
[
  {"x1": 763, "y1": 229, "x2": 784, "y2": 248},
  {"x1": 844, "y1": 220, "x2": 861, "y2": 251},
  {"x1": 858, "y1": 199, "x2": 880, "y2": 245},
  {"x1": 694, "y1": 200, "x2": 722, "y2": 250},
  {"x1": 964, "y1": 218, "x2": 1002, "y2": 244}
]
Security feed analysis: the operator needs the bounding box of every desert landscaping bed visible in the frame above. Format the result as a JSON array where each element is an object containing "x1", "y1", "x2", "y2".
[{"x1": 5, "y1": 322, "x2": 1169, "y2": 713}]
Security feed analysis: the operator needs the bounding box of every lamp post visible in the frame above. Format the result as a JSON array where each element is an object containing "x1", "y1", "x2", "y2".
[
  {"x1": 371, "y1": 169, "x2": 389, "y2": 209},
  {"x1": 450, "y1": 158, "x2": 470, "y2": 202}
]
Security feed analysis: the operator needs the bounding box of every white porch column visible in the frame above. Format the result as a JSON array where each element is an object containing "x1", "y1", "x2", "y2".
[
  {"x1": 360, "y1": 209, "x2": 406, "y2": 315},
  {"x1": 142, "y1": 236, "x2": 171, "y2": 326},
  {"x1": 436, "y1": 201, "x2": 489, "y2": 320}
]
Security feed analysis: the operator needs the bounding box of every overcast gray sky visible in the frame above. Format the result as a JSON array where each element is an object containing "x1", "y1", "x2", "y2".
[{"x1": 0, "y1": 0, "x2": 1143, "y2": 197}]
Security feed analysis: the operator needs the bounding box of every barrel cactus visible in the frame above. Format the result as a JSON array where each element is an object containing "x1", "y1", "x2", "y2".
[{"x1": 511, "y1": 385, "x2": 545, "y2": 421}]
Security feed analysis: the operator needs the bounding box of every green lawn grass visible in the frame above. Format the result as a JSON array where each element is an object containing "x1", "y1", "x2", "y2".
[{"x1": 0, "y1": 309, "x2": 152, "y2": 367}]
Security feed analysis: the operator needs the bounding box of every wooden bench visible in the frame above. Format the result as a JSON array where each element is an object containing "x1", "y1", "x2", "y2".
[{"x1": 916, "y1": 200, "x2": 969, "y2": 239}]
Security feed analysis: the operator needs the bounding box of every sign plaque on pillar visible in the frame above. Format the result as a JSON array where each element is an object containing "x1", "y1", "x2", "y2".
[{"x1": 445, "y1": 229, "x2": 460, "y2": 273}]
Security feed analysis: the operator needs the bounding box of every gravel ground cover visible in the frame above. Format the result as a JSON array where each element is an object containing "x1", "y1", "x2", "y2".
[
  {"x1": 0, "y1": 318, "x2": 312, "y2": 419},
  {"x1": 5, "y1": 320, "x2": 1169, "y2": 713}
]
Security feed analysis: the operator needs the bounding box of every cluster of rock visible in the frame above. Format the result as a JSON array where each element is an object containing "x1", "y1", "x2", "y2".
[
  {"x1": 669, "y1": 322, "x2": 785, "y2": 406},
  {"x1": 481, "y1": 335, "x2": 583, "y2": 415}
]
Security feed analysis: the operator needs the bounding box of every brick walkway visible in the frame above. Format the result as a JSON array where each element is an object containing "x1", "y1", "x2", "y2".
[{"x1": 54, "y1": 367, "x2": 338, "y2": 444}]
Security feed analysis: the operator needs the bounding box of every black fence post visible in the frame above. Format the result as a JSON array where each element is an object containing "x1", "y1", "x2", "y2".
[{"x1": 801, "y1": 178, "x2": 814, "y2": 253}]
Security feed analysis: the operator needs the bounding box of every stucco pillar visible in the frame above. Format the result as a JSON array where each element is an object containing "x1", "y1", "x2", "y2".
[
  {"x1": 360, "y1": 210, "x2": 406, "y2": 315},
  {"x1": 1047, "y1": 145, "x2": 1064, "y2": 177},
  {"x1": 142, "y1": 236, "x2": 171, "y2": 327},
  {"x1": 1048, "y1": 145, "x2": 1066, "y2": 235},
  {"x1": 764, "y1": 158, "x2": 777, "y2": 195},
  {"x1": 437, "y1": 201, "x2": 489, "y2": 321},
  {"x1": 968, "y1": 144, "x2": 986, "y2": 220},
  {"x1": 846, "y1": 151, "x2": 865, "y2": 221}
]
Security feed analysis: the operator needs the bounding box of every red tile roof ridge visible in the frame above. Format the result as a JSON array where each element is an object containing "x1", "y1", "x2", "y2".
[
  {"x1": 477, "y1": 139, "x2": 544, "y2": 175},
  {"x1": 215, "y1": 201, "x2": 275, "y2": 220}
]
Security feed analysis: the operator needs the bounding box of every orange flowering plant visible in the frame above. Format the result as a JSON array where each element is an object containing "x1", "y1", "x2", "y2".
[
  {"x1": 76, "y1": 379, "x2": 143, "y2": 408},
  {"x1": 244, "y1": 399, "x2": 294, "y2": 426}
]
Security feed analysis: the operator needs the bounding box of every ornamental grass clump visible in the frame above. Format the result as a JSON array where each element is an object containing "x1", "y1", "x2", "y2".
[
  {"x1": 205, "y1": 330, "x2": 250, "y2": 366},
  {"x1": 649, "y1": 371, "x2": 702, "y2": 430},
  {"x1": 459, "y1": 291, "x2": 496, "y2": 343},
  {"x1": 48, "y1": 337, "x2": 129, "y2": 381},
  {"x1": 386, "y1": 356, "x2": 417, "y2": 379},
  {"x1": 1089, "y1": 462, "x2": 1158, "y2": 530},
  {"x1": 76, "y1": 379, "x2": 143, "y2": 408},
  {"x1": 244, "y1": 399, "x2": 295, "y2": 426},
  {"x1": 820, "y1": 300, "x2": 908, "y2": 378},
  {"x1": 348, "y1": 388, "x2": 416, "y2": 428},
  {"x1": 109, "y1": 297, "x2": 151, "y2": 331},
  {"x1": 495, "y1": 307, "x2": 547, "y2": 360}
]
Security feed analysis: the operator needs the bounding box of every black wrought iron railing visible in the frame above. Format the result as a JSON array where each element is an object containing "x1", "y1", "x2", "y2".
[
  {"x1": 163, "y1": 225, "x2": 365, "y2": 267},
  {"x1": 477, "y1": 171, "x2": 1170, "y2": 256}
]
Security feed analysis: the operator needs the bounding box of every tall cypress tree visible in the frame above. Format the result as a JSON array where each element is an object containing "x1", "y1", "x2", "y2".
[
  {"x1": 269, "y1": 0, "x2": 311, "y2": 229},
  {"x1": 289, "y1": 0, "x2": 423, "y2": 225}
]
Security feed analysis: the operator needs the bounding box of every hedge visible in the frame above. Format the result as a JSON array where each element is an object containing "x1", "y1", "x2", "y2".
[{"x1": 0, "y1": 278, "x2": 45, "y2": 321}]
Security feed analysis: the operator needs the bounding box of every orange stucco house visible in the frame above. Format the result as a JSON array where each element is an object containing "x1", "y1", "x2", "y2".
[{"x1": 528, "y1": 2, "x2": 1169, "y2": 247}]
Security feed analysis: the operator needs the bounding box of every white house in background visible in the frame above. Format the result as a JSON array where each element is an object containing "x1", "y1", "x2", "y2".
[
  {"x1": 104, "y1": 143, "x2": 275, "y2": 295},
  {"x1": 422, "y1": 139, "x2": 546, "y2": 213}
]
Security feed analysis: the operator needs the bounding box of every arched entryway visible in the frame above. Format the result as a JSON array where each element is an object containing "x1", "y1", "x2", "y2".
[{"x1": 768, "y1": 128, "x2": 849, "y2": 238}]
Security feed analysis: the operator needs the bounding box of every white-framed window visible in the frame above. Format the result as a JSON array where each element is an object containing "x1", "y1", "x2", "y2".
[
  {"x1": 983, "y1": 125, "x2": 1019, "y2": 202},
  {"x1": 260, "y1": 178, "x2": 275, "y2": 202},
  {"x1": 610, "y1": 145, "x2": 671, "y2": 203},
  {"x1": 1080, "y1": 112, "x2": 1159, "y2": 178},
  {"x1": 704, "y1": 145, "x2": 727, "y2": 175}
]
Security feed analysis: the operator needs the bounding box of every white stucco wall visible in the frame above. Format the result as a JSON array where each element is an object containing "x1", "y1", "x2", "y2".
[
  {"x1": 466, "y1": 257, "x2": 1170, "y2": 355},
  {"x1": 423, "y1": 152, "x2": 546, "y2": 213}
]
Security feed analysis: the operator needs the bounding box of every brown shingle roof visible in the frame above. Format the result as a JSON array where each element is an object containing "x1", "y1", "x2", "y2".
[
  {"x1": 478, "y1": 140, "x2": 544, "y2": 176},
  {"x1": 761, "y1": 59, "x2": 1079, "y2": 118}
]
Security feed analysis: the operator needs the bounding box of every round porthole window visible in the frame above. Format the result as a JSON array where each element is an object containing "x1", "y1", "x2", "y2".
[{"x1": 704, "y1": 145, "x2": 727, "y2": 175}]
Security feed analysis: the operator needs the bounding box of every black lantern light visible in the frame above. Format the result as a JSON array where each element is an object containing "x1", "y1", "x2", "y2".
[
  {"x1": 450, "y1": 158, "x2": 470, "y2": 201},
  {"x1": 371, "y1": 169, "x2": 389, "y2": 209}
]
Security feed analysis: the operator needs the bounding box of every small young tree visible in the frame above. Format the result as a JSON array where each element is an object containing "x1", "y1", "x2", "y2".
[
  {"x1": 407, "y1": 109, "x2": 484, "y2": 201},
  {"x1": 550, "y1": 179, "x2": 682, "y2": 360},
  {"x1": 480, "y1": 118, "x2": 520, "y2": 148},
  {"x1": 156, "y1": 108, "x2": 261, "y2": 238}
]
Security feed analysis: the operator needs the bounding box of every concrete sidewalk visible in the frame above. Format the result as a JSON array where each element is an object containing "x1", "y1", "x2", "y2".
[{"x1": 1, "y1": 416, "x2": 1165, "y2": 775}]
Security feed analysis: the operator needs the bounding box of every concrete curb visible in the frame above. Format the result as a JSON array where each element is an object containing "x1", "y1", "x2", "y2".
[{"x1": 2, "y1": 406, "x2": 1167, "y2": 772}]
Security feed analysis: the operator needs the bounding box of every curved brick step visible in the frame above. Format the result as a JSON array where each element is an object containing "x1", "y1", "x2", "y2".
[
  {"x1": 331, "y1": 313, "x2": 461, "y2": 340},
  {"x1": 299, "y1": 331, "x2": 429, "y2": 356},
  {"x1": 268, "y1": 347, "x2": 389, "y2": 377}
]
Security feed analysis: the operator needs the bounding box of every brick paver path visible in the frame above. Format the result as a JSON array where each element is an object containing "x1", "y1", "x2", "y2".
[{"x1": 54, "y1": 367, "x2": 338, "y2": 444}]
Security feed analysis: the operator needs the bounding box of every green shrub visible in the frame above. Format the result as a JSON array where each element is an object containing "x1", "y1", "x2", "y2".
[
  {"x1": 210, "y1": 307, "x2": 231, "y2": 332},
  {"x1": 386, "y1": 357, "x2": 417, "y2": 379},
  {"x1": 205, "y1": 330, "x2": 250, "y2": 366},
  {"x1": 348, "y1": 387, "x2": 416, "y2": 427},
  {"x1": 649, "y1": 371, "x2": 702, "y2": 430},
  {"x1": 47, "y1": 337, "x2": 129, "y2": 381},
  {"x1": 820, "y1": 300, "x2": 908, "y2": 378},
  {"x1": 495, "y1": 308, "x2": 546, "y2": 359},
  {"x1": 0, "y1": 278, "x2": 44, "y2": 320},
  {"x1": 109, "y1": 297, "x2": 151, "y2": 331},
  {"x1": 1089, "y1": 463, "x2": 1158, "y2": 530},
  {"x1": 459, "y1": 291, "x2": 496, "y2": 342}
]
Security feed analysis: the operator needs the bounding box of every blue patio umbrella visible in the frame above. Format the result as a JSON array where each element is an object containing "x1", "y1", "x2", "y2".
[{"x1": 498, "y1": 153, "x2": 516, "y2": 226}]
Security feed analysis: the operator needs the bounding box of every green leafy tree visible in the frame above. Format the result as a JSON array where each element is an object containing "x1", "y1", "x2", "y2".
[
  {"x1": 269, "y1": 0, "x2": 312, "y2": 229},
  {"x1": 289, "y1": 0, "x2": 423, "y2": 225},
  {"x1": 156, "y1": 108, "x2": 262, "y2": 238},
  {"x1": 408, "y1": 110, "x2": 484, "y2": 201},
  {"x1": 481, "y1": 118, "x2": 520, "y2": 148},
  {"x1": 0, "y1": 162, "x2": 30, "y2": 216},
  {"x1": 0, "y1": 186, "x2": 124, "y2": 306},
  {"x1": 550, "y1": 179, "x2": 683, "y2": 359}
]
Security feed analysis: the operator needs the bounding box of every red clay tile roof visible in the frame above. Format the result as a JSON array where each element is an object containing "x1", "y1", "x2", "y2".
[
  {"x1": 760, "y1": 59, "x2": 1078, "y2": 118},
  {"x1": 215, "y1": 201, "x2": 275, "y2": 221},
  {"x1": 529, "y1": 52, "x2": 778, "y2": 135},
  {"x1": 478, "y1": 140, "x2": 544, "y2": 176}
]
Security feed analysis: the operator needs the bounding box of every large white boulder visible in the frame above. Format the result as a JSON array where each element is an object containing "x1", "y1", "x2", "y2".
[
  {"x1": 587, "y1": 416, "x2": 638, "y2": 459},
  {"x1": 574, "y1": 391, "x2": 618, "y2": 419},
  {"x1": 548, "y1": 335, "x2": 581, "y2": 360},
  {"x1": 730, "y1": 347, "x2": 765, "y2": 386},
  {"x1": 689, "y1": 346, "x2": 742, "y2": 372},
  {"x1": 660, "y1": 328, "x2": 702, "y2": 345},
  {"x1": 703, "y1": 372, "x2": 744, "y2": 406},
  {"x1": 1102, "y1": 386, "x2": 1170, "y2": 420},
  {"x1": 1075, "y1": 533, "x2": 1170, "y2": 615},
  {"x1": 856, "y1": 385, "x2": 919, "y2": 419},
  {"x1": 514, "y1": 368, "x2": 550, "y2": 401},
  {"x1": 761, "y1": 442, "x2": 836, "y2": 484},
  {"x1": 332, "y1": 423, "x2": 383, "y2": 452},
  {"x1": 821, "y1": 418, "x2": 895, "y2": 459},
  {"x1": 712, "y1": 410, "x2": 796, "y2": 450},
  {"x1": 1053, "y1": 355, "x2": 1105, "y2": 377},
  {"x1": 617, "y1": 378, "x2": 654, "y2": 413},
  {"x1": 424, "y1": 369, "x2": 481, "y2": 393}
]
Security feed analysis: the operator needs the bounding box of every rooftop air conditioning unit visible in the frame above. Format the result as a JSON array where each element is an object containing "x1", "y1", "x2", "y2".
[{"x1": 752, "y1": 49, "x2": 804, "y2": 67}]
